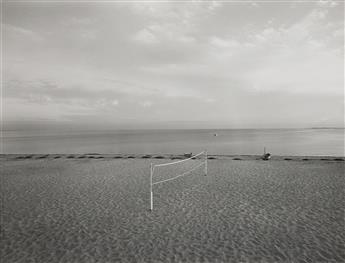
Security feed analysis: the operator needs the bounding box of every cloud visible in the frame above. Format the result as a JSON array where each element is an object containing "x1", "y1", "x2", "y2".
[
  {"x1": 80, "y1": 31, "x2": 97, "y2": 40},
  {"x1": 132, "y1": 22, "x2": 196, "y2": 46},
  {"x1": 61, "y1": 17, "x2": 96, "y2": 26},
  {"x1": 316, "y1": 0, "x2": 339, "y2": 8},
  {"x1": 132, "y1": 28, "x2": 159, "y2": 44},
  {"x1": 3, "y1": 23, "x2": 43, "y2": 42},
  {"x1": 246, "y1": 49, "x2": 343, "y2": 95},
  {"x1": 205, "y1": 98, "x2": 216, "y2": 103},
  {"x1": 141, "y1": 101, "x2": 153, "y2": 107},
  {"x1": 4, "y1": 79, "x2": 124, "y2": 106},
  {"x1": 130, "y1": 1, "x2": 222, "y2": 46},
  {"x1": 210, "y1": 36, "x2": 240, "y2": 49},
  {"x1": 196, "y1": 4, "x2": 343, "y2": 97},
  {"x1": 129, "y1": 1, "x2": 222, "y2": 20}
]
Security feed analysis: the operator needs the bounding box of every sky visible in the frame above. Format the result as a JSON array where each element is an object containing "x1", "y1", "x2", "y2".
[{"x1": 2, "y1": 0, "x2": 344, "y2": 130}]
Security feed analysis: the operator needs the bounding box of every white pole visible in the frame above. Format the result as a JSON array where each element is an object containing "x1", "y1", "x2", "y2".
[
  {"x1": 204, "y1": 150, "x2": 208, "y2": 176},
  {"x1": 150, "y1": 163, "x2": 153, "y2": 211}
]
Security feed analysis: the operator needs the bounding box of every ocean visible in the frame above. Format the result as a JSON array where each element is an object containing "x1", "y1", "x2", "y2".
[{"x1": 2, "y1": 129, "x2": 344, "y2": 156}]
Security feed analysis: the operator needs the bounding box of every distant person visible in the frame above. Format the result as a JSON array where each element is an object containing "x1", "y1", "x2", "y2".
[
  {"x1": 262, "y1": 147, "x2": 271, "y2": 160},
  {"x1": 262, "y1": 153, "x2": 271, "y2": 160}
]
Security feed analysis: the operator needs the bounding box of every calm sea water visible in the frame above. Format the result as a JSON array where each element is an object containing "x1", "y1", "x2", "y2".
[{"x1": 2, "y1": 129, "x2": 344, "y2": 156}]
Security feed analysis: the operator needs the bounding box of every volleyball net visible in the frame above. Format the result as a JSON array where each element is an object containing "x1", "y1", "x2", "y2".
[{"x1": 150, "y1": 150, "x2": 207, "y2": 211}]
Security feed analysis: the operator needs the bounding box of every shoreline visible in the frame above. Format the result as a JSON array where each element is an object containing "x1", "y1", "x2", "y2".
[{"x1": 1, "y1": 153, "x2": 344, "y2": 162}]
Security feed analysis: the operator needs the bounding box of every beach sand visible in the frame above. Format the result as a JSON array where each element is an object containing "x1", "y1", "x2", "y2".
[{"x1": 1, "y1": 155, "x2": 344, "y2": 262}]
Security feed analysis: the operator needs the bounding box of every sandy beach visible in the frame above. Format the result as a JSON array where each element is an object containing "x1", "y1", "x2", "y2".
[{"x1": 1, "y1": 154, "x2": 344, "y2": 262}]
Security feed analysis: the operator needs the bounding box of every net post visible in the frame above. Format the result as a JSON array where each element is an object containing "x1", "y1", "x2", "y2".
[
  {"x1": 204, "y1": 150, "x2": 208, "y2": 176},
  {"x1": 150, "y1": 163, "x2": 153, "y2": 211}
]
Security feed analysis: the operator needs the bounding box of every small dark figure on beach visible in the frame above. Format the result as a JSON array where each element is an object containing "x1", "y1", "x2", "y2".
[
  {"x1": 262, "y1": 147, "x2": 271, "y2": 160},
  {"x1": 262, "y1": 153, "x2": 271, "y2": 160}
]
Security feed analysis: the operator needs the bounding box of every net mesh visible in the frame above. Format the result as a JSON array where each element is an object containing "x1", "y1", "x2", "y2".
[{"x1": 152, "y1": 151, "x2": 207, "y2": 186}]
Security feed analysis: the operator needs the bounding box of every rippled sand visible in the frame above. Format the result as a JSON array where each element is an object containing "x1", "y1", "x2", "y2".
[{"x1": 1, "y1": 157, "x2": 344, "y2": 262}]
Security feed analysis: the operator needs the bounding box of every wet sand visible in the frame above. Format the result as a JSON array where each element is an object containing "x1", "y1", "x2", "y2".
[{"x1": 1, "y1": 155, "x2": 344, "y2": 262}]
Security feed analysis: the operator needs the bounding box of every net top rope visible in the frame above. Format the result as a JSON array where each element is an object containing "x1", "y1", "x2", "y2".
[{"x1": 153, "y1": 151, "x2": 206, "y2": 168}]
